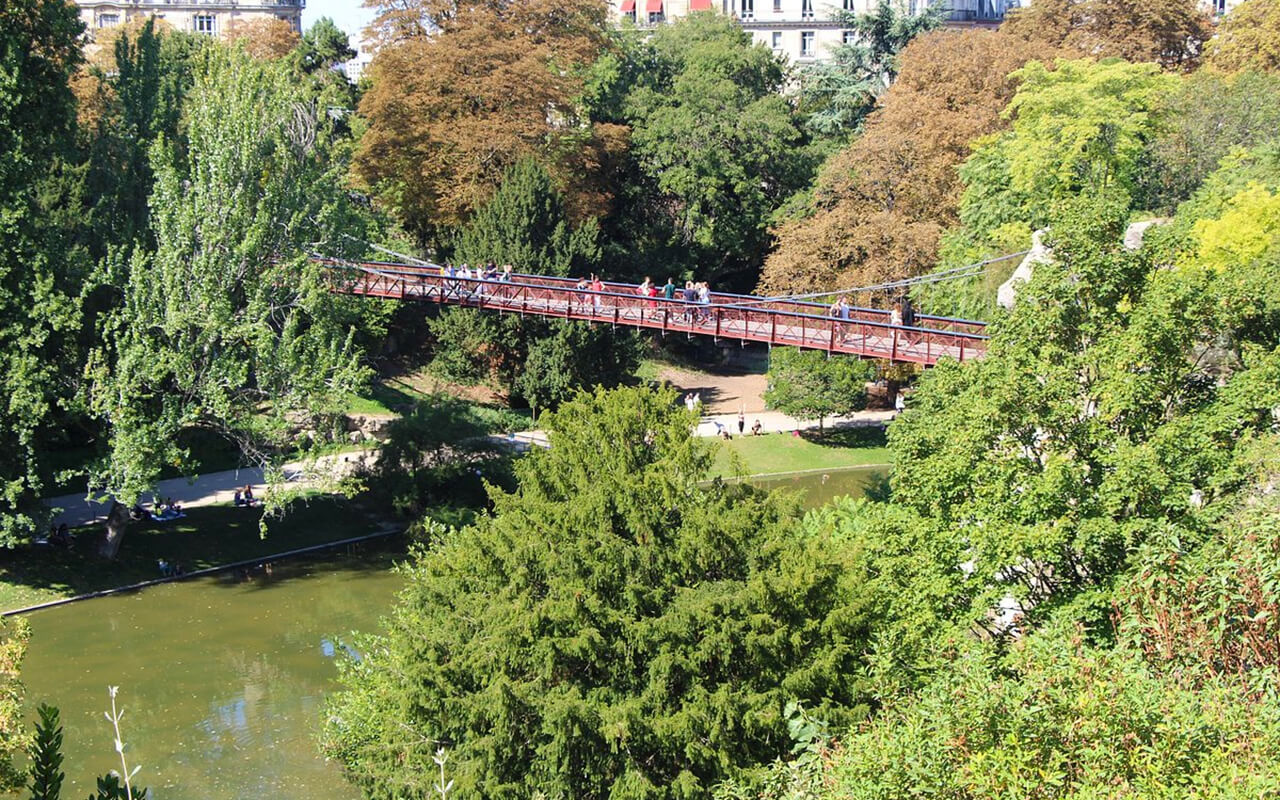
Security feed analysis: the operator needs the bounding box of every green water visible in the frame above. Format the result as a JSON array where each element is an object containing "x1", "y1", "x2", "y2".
[
  {"x1": 733, "y1": 465, "x2": 886, "y2": 508},
  {"x1": 21, "y1": 548, "x2": 404, "y2": 799},
  {"x1": 19, "y1": 467, "x2": 884, "y2": 799}
]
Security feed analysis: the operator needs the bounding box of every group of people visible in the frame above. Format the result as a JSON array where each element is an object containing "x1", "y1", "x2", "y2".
[
  {"x1": 440, "y1": 261, "x2": 515, "y2": 299},
  {"x1": 233, "y1": 485, "x2": 259, "y2": 507},
  {"x1": 149, "y1": 498, "x2": 185, "y2": 522},
  {"x1": 828, "y1": 295, "x2": 916, "y2": 328},
  {"x1": 566, "y1": 275, "x2": 718, "y2": 322}
]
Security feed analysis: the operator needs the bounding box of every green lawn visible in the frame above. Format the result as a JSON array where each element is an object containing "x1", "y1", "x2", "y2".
[
  {"x1": 710, "y1": 426, "x2": 891, "y2": 478},
  {"x1": 0, "y1": 497, "x2": 391, "y2": 612}
]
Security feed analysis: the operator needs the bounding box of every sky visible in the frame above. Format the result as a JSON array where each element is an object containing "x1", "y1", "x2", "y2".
[{"x1": 301, "y1": 0, "x2": 377, "y2": 44}]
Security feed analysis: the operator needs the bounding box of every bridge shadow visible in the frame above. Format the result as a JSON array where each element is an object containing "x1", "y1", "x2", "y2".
[{"x1": 2, "y1": 499, "x2": 400, "y2": 610}]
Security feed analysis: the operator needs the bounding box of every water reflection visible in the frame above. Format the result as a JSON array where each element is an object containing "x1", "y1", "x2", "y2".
[{"x1": 22, "y1": 549, "x2": 403, "y2": 800}]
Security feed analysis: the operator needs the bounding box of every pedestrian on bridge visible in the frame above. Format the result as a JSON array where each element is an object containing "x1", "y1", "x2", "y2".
[{"x1": 590, "y1": 274, "x2": 605, "y2": 312}]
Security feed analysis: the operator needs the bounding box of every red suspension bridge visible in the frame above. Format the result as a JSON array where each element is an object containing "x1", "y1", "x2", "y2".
[{"x1": 320, "y1": 259, "x2": 989, "y2": 366}]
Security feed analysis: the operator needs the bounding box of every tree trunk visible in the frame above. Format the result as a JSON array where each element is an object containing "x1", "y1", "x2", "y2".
[{"x1": 100, "y1": 501, "x2": 130, "y2": 560}]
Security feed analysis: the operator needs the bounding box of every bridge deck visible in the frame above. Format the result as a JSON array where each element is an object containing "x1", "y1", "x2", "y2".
[{"x1": 321, "y1": 260, "x2": 988, "y2": 366}]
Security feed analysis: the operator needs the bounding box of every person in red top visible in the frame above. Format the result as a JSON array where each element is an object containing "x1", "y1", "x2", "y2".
[{"x1": 590, "y1": 274, "x2": 604, "y2": 312}]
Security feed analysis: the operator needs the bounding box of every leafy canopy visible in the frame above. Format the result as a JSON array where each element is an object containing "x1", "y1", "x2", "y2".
[
  {"x1": 0, "y1": 0, "x2": 85, "y2": 545},
  {"x1": 763, "y1": 348, "x2": 875, "y2": 431},
  {"x1": 324, "y1": 386, "x2": 876, "y2": 800},
  {"x1": 88, "y1": 46, "x2": 373, "y2": 531},
  {"x1": 453, "y1": 159, "x2": 601, "y2": 277},
  {"x1": 958, "y1": 58, "x2": 1174, "y2": 243}
]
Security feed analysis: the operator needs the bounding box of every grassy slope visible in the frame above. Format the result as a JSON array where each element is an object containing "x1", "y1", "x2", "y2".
[
  {"x1": 709, "y1": 427, "x2": 891, "y2": 478},
  {"x1": 0, "y1": 497, "x2": 388, "y2": 612}
]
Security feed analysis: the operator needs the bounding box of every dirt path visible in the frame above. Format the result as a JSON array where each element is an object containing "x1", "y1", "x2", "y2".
[{"x1": 654, "y1": 366, "x2": 768, "y2": 413}]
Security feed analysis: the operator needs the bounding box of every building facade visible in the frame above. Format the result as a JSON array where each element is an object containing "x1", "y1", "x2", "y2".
[
  {"x1": 74, "y1": 0, "x2": 305, "y2": 39},
  {"x1": 611, "y1": 0, "x2": 1016, "y2": 64}
]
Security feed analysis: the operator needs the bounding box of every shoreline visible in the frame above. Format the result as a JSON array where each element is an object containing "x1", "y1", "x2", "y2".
[{"x1": 2, "y1": 527, "x2": 404, "y2": 617}]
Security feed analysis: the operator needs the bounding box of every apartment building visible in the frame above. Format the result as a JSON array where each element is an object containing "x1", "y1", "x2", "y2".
[
  {"x1": 612, "y1": 0, "x2": 1014, "y2": 64},
  {"x1": 74, "y1": 0, "x2": 305, "y2": 38}
]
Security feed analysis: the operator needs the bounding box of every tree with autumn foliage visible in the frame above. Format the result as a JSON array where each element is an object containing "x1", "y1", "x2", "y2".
[
  {"x1": 1205, "y1": 0, "x2": 1280, "y2": 74},
  {"x1": 354, "y1": 0, "x2": 623, "y2": 245},
  {"x1": 758, "y1": 29, "x2": 1054, "y2": 295},
  {"x1": 1000, "y1": 0, "x2": 1212, "y2": 72},
  {"x1": 225, "y1": 17, "x2": 300, "y2": 60}
]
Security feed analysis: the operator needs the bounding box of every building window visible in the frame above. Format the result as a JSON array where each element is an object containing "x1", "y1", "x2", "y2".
[
  {"x1": 843, "y1": 0, "x2": 855, "y2": 9},
  {"x1": 802, "y1": 0, "x2": 814, "y2": 17},
  {"x1": 772, "y1": 31, "x2": 782, "y2": 49},
  {"x1": 742, "y1": 0, "x2": 754, "y2": 17},
  {"x1": 648, "y1": 10, "x2": 665, "y2": 23},
  {"x1": 1215, "y1": 0, "x2": 1226, "y2": 12},
  {"x1": 800, "y1": 30, "x2": 815, "y2": 57},
  {"x1": 194, "y1": 14, "x2": 216, "y2": 35},
  {"x1": 842, "y1": 30, "x2": 856, "y2": 44},
  {"x1": 773, "y1": 0, "x2": 781, "y2": 12},
  {"x1": 97, "y1": 13, "x2": 120, "y2": 27}
]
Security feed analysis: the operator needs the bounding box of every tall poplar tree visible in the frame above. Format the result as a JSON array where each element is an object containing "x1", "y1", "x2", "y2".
[{"x1": 88, "y1": 47, "x2": 373, "y2": 557}]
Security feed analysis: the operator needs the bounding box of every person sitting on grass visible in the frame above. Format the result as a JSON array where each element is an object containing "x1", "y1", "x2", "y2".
[{"x1": 752, "y1": 419, "x2": 763, "y2": 435}]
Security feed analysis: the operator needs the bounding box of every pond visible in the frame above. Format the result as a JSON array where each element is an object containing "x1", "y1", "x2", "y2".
[
  {"x1": 21, "y1": 548, "x2": 404, "y2": 800},
  {"x1": 730, "y1": 464, "x2": 887, "y2": 509},
  {"x1": 19, "y1": 467, "x2": 886, "y2": 799}
]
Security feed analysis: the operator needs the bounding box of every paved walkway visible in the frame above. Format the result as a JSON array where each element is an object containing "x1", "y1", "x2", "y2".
[
  {"x1": 46, "y1": 450, "x2": 379, "y2": 529},
  {"x1": 49, "y1": 409, "x2": 895, "y2": 529},
  {"x1": 508, "y1": 408, "x2": 895, "y2": 448}
]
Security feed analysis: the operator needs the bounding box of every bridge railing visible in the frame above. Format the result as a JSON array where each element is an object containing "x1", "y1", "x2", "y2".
[{"x1": 316, "y1": 259, "x2": 989, "y2": 364}]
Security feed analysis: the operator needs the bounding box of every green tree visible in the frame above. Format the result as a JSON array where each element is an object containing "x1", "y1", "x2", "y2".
[
  {"x1": 323, "y1": 386, "x2": 875, "y2": 800},
  {"x1": 27, "y1": 704, "x2": 64, "y2": 800},
  {"x1": 798, "y1": 0, "x2": 944, "y2": 138},
  {"x1": 625, "y1": 15, "x2": 810, "y2": 282},
  {"x1": 453, "y1": 159, "x2": 601, "y2": 276},
  {"x1": 366, "y1": 395, "x2": 510, "y2": 517},
  {"x1": 295, "y1": 17, "x2": 356, "y2": 74},
  {"x1": 514, "y1": 321, "x2": 641, "y2": 418},
  {"x1": 763, "y1": 348, "x2": 875, "y2": 433},
  {"x1": 958, "y1": 58, "x2": 1175, "y2": 244},
  {"x1": 1142, "y1": 70, "x2": 1280, "y2": 211},
  {"x1": 0, "y1": 0, "x2": 86, "y2": 546},
  {"x1": 87, "y1": 46, "x2": 374, "y2": 557}
]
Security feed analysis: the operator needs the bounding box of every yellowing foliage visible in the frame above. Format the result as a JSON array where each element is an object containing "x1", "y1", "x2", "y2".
[{"x1": 1193, "y1": 183, "x2": 1280, "y2": 271}]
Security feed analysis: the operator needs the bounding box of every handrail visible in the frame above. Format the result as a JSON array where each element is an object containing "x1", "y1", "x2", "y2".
[
  {"x1": 321, "y1": 260, "x2": 990, "y2": 342},
  {"x1": 317, "y1": 259, "x2": 990, "y2": 340}
]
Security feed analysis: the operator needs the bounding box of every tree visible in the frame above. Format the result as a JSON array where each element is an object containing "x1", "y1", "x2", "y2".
[
  {"x1": 323, "y1": 386, "x2": 876, "y2": 800},
  {"x1": 1204, "y1": 0, "x2": 1280, "y2": 74},
  {"x1": 87, "y1": 46, "x2": 374, "y2": 557},
  {"x1": 798, "y1": 0, "x2": 944, "y2": 138},
  {"x1": 625, "y1": 15, "x2": 809, "y2": 283},
  {"x1": 27, "y1": 704, "x2": 64, "y2": 800},
  {"x1": 0, "y1": 618, "x2": 30, "y2": 792},
  {"x1": 426, "y1": 309, "x2": 640, "y2": 413},
  {"x1": 225, "y1": 17, "x2": 300, "y2": 60},
  {"x1": 956, "y1": 58, "x2": 1175, "y2": 245},
  {"x1": 453, "y1": 159, "x2": 601, "y2": 276},
  {"x1": 354, "y1": 0, "x2": 619, "y2": 242},
  {"x1": 763, "y1": 348, "x2": 875, "y2": 433},
  {"x1": 513, "y1": 321, "x2": 641, "y2": 418},
  {"x1": 0, "y1": 0, "x2": 86, "y2": 546},
  {"x1": 1142, "y1": 69, "x2": 1280, "y2": 211},
  {"x1": 1001, "y1": 0, "x2": 1212, "y2": 72},
  {"x1": 295, "y1": 17, "x2": 356, "y2": 74},
  {"x1": 760, "y1": 29, "x2": 1054, "y2": 294}
]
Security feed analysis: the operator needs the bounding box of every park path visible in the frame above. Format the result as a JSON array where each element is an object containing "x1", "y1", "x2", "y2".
[
  {"x1": 48, "y1": 409, "x2": 895, "y2": 529},
  {"x1": 46, "y1": 449, "x2": 379, "y2": 530}
]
